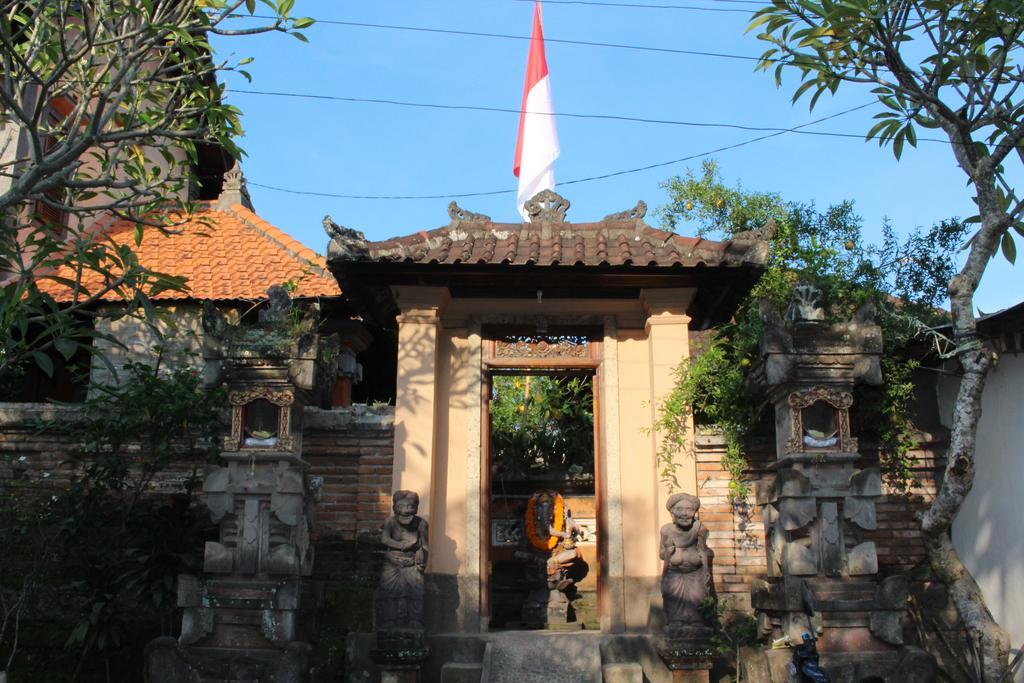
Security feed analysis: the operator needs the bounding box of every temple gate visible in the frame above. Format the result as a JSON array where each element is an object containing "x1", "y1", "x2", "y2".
[{"x1": 327, "y1": 192, "x2": 768, "y2": 663}]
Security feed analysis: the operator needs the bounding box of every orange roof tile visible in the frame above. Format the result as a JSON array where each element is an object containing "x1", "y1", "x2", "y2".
[{"x1": 39, "y1": 204, "x2": 340, "y2": 302}]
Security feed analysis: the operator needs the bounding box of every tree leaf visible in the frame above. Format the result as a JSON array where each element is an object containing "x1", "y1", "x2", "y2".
[
  {"x1": 1001, "y1": 232, "x2": 1017, "y2": 263},
  {"x1": 54, "y1": 337, "x2": 78, "y2": 361},
  {"x1": 32, "y1": 352, "x2": 54, "y2": 378}
]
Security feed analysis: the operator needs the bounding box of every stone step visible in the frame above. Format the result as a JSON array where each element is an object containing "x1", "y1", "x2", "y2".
[
  {"x1": 442, "y1": 661, "x2": 485, "y2": 683},
  {"x1": 601, "y1": 662, "x2": 643, "y2": 683},
  {"x1": 484, "y1": 632, "x2": 603, "y2": 683}
]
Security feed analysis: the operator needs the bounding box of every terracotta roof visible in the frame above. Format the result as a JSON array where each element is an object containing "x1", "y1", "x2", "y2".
[
  {"x1": 40, "y1": 204, "x2": 340, "y2": 302},
  {"x1": 325, "y1": 200, "x2": 769, "y2": 270}
]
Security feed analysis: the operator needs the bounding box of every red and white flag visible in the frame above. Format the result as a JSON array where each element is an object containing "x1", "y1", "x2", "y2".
[{"x1": 513, "y1": 0, "x2": 559, "y2": 221}]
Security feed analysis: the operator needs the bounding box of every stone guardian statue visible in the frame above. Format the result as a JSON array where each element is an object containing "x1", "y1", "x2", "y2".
[
  {"x1": 376, "y1": 490, "x2": 429, "y2": 633},
  {"x1": 660, "y1": 492, "x2": 713, "y2": 641}
]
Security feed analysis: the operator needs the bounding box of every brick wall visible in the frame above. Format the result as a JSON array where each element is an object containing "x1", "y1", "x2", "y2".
[
  {"x1": 695, "y1": 430, "x2": 947, "y2": 608},
  {"x1": 0, "y1": 403, "x2": 395, "y2": 566},
  {"x1": 303, "y1": 407, "x2": 395, "y2": 580}
]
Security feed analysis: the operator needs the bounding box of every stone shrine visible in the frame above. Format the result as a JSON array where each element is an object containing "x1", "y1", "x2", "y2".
[
  {"x1": 146, "y1": 289, "x2": 361, "y2": 682},
  {"x1": 741, "y1": 288, "x2": 932, "y2": 682}
]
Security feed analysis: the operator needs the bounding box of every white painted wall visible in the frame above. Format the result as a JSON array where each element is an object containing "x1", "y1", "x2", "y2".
[
  {"x1": 942, "y1": 353, "x2": 1024, "y2": 677},
  {"x1": 89, "y1": 304, "x2": 204, "y2": 393}
]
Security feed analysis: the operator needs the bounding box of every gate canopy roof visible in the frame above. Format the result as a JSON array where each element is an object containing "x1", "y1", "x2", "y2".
[{"x1": 326, "y1": 193, "x2": 772, "y2": 327}]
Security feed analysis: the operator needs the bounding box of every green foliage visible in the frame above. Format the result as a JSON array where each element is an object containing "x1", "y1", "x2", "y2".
[
  {"x1": 701, "y1": 596, "x2": 759, "y2": 681},
  {"x1": 490, "y1": 375, "x2": 594, "y2": 483},
  {"x1": 747, "y1": 0, "x2": 1024, "y2": 260},
  {"x1": 654, "y1": 162, "x2": 965, "y2": 496},
  {"x1": 0, "y1": 1, "x2": 315, "y2": 383},
  {"x1": 0, "y1": 361, "x2": 224, "y2": 680},
  {"x1": 652, "y1": 344, "x2": 753, "y2": 498}
]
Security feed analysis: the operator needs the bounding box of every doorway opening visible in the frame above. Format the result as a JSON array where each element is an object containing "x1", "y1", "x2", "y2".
[{"x1": 486, "y1": 371, "x2": 598, "y2": 629}]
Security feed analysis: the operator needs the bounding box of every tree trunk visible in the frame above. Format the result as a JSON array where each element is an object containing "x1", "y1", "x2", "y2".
[{"x1": 920, "y1": 203, "x2": 1012, "y2": 681}]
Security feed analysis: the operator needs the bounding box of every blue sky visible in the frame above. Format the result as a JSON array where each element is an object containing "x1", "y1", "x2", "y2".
[{"x1": 214, "y1": 0, "x2": 1019, "y2": 313}]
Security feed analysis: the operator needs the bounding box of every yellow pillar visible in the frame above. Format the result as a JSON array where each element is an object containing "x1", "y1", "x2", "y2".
[
  {"x1": 391, "y1": 286, "x2": 449, "y2": 523},
  {"x1": 641, "y1": 288, "x2": 697, "y2": 527}
]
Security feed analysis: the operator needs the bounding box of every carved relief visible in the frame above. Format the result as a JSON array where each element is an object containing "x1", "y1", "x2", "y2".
[{"x1": 494, "y1": 334, "x2": 591, "y2": 359}]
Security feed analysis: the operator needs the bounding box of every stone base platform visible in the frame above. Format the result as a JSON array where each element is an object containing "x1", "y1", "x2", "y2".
[
  {"x1": 145, "y1": 636, "x2": 311, "y2": 682},
  {"x1": 739, "y1": 644, "x2": 937, "y2": 683},
  {"x1": 346, "y1": 631, "x2": 692, "y2": 683}
]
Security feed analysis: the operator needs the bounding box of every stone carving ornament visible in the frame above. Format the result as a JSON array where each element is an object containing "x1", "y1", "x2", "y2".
[
  {"x1": 524, "y1": 188, "x2": 570, "y2": 222},
  {"x1": 447, "y1": 200, "x2": 491, "y2": 224},
  {"x1": 603, "y1": 199, "x2": 647, "y2": 221},
  {"x1": 322, "y1": 214, "x2": 370, "y2": 261},
  {"x1": 785, "y1": 282, "x2": 826, "y2": 323}
]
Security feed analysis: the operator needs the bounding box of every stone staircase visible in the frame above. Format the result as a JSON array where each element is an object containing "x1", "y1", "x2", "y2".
[{"x1": 436, "y1": 632, "x2": 656, "y2": 683}]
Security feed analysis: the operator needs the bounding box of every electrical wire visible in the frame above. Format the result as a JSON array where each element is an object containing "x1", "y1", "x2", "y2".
[
  {"x1": 249, "y1": 16, "x2": 770, "y2": 63},
  {"x1": 227, "y1": 87, "x2": 948, "y2": 144},
  {"x1": 509, "y1": 0, "x2": 756, "y2": 14},
  {"x1": 513, "y1": 0, "x2": 768, "y2": 6},
  {"x1": 245, "y1": 102, "x2": 874, "y2": 201}
]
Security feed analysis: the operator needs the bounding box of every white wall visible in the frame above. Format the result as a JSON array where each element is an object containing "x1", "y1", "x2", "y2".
[
  {"x1": 89, "y1": 304, "x2": 204, "y2": 393},
  {"x1": 943, "y1": 353, "x2": 1024, "y2": 676}
]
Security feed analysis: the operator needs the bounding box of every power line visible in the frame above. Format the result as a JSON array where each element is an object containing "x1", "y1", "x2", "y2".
[
  {"x1": 509, "y1": 0, "x2": 755, "y2": 14},
  {"x1": 245, "y1": 102, "x2": 874, "y2": 201},
  {"x1": 227, "y1": 87, "x2": 949, "y2": 145},
  {"x1": 514, "y1": 0, "x2": 768, "y2": 6},
  {"x1": 251, "y1": 17, "x2": 769, "y2": 63}
]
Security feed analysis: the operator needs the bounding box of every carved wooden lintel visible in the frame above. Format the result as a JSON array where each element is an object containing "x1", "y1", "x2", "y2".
[{"x1": 494, "y1": 334, "x2": 590, "y2": 359}]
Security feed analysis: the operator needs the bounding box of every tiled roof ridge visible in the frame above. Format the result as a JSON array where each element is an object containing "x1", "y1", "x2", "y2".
[
  {"x1": 376, "y1": 220, "x2": 700, "y2": 247},
  {"x1": 328, "y1": 214, "x2": 774, "y2": 270},
  {"x1": 225, "y1": 203, "x2": 325, "y2": 272}
]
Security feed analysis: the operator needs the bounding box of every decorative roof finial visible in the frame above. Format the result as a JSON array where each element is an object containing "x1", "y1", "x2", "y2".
[
  {"x1": 524, "y1": 189, "x2": 569, "y2": 223},
  {"x1": 216, "y1": 161, "x2": 253, "y2": 211}
]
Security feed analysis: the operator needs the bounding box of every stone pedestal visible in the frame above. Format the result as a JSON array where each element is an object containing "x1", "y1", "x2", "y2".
[
  {"x1": 372, "y1": 631, "x2": 430, "y2": 683},
  {"x1": 657, "y1": 652, "x2": 713, "y2": 683},
  {"x1": 657, "y1": 632, "x2": 715, "y2": 683}
]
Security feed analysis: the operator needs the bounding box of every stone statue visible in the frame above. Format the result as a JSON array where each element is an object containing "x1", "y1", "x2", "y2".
[
  {"x1": 660, "y1": 492, "x2": 713, "y2": 638},
  {"x1": 376, "y1": 490, "x2": 429, "y2": 632},
  {"x1": 514, "y1": 489, "x2": 586, "y2": 625}
]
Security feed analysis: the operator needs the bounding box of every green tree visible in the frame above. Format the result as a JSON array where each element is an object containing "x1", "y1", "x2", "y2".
[
  {"x1": 490, "y1": 374, "x2": 595, "y2": 483},
  {"x1": 747, "y1": 3, "x2": 1022, "y2": 677},
  {"x1": 656, "y1": 159, "x2": 964, "y2": 524},
  {"x1": 0, "y1": 0, "x2": 314, "y2": 383},
  {"x1": 0, "y1": 360, "x2": 224, "y2": 680}
]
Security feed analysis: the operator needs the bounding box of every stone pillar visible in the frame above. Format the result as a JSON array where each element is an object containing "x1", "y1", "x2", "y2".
[{"x1": 391, "y1": 286, "x2": 449, "y2": 523}]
